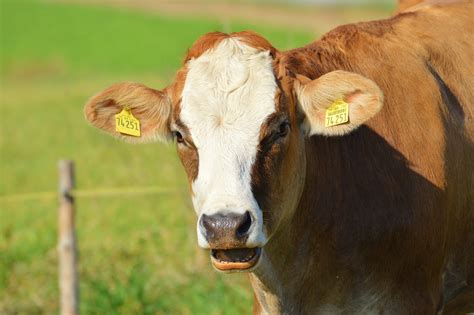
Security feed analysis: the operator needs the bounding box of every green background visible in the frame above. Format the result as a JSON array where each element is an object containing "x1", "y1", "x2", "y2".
[{"x1": 0, "y1": 0, "x2": 391, "y2": 313}]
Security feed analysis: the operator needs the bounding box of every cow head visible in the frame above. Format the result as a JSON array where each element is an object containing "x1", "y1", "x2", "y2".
[{"x1": 84, "y1": 31, "x2": 383, "y2": 272}]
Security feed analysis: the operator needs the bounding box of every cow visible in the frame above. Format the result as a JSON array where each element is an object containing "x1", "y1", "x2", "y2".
[{"x1": 84, "y1": 0, "x2": 474, "y2": 313}]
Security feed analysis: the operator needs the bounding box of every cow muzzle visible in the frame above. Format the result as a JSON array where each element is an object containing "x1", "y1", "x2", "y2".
[{"x1": 198, "y1": 211, "x2": 262, "y2": 272}]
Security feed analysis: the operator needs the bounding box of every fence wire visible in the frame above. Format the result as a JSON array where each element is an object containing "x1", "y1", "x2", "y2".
[{"x1": 0, "y1": 186, "x2": 185, "y2": 203}]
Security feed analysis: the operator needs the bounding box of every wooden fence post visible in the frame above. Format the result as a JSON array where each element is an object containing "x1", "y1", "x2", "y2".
[{"x1": 58, "y1": 160, "x2": 78, "y2": 315}]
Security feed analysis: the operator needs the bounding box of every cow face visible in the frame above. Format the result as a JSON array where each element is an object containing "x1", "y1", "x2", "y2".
[{"x1": 85, "y1": 31, "x2": 383, "y2": 272}]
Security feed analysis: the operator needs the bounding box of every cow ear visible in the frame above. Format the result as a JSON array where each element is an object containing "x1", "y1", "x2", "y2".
[
  {"x1": 294, "y1": 70, "x2": 383, "y2": 136},
  {"x1": 84, "y1": 82, "x2": 172, "y2": 143}
]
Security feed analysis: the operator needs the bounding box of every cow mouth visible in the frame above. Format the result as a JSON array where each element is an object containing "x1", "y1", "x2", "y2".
[{"x1": 211, "y1": 248, "x2": 262, "y2": 271}]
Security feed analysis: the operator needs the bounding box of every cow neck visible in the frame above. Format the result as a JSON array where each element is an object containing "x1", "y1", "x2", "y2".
[{"x1": 249, "y1": 187, "x2": 337, "y2": 314}]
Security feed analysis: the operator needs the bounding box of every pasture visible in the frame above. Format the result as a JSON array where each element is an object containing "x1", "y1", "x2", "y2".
[{"x1": 0, "y1": 0, "x2": 392, "y2": 313}]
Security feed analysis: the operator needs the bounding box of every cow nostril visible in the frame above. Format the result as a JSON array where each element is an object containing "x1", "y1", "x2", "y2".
[
  {"x1": 200, "y1": 214, "x2": 213, "y2": 233},
  {"x1": 236, "y1": 211, "x2": 252, "y2": 239}
]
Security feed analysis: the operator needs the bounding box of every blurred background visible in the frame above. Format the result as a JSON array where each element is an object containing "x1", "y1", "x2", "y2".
[{"x1": 1, "y1": 0, "x2": 395, "y2": 313}]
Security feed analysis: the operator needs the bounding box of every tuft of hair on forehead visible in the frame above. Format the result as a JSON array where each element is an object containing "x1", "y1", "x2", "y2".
[{"x1": 184, "y1": 31, "x2": 277, "y2": 63}]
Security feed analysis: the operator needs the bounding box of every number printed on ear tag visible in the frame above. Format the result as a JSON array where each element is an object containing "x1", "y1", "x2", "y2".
[
  {"x1": 325, "y1": 99, "x2": 349, "y2": 127},
  {"x1": 115, "y1": 108, "x2": 141, "y2": 137}
]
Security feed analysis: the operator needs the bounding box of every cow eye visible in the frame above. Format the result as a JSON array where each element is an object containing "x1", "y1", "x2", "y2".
[
  {"x1": 174, "y1": 131, "x2": 184, "y2": 144},
  {"x1": 277, "y1": 121, "x2": 290, "y2": 138}
]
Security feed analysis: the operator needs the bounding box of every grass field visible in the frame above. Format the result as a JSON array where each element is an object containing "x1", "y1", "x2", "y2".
[
  {"x1": 0, "y1": 0, "x2": 318, "y2": 313},
  {"x1": 0, "y1": 0, "x2": 394, "y2": 313}
]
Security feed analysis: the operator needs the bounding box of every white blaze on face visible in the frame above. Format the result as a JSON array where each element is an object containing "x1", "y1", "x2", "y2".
[{"x1": 180, "y1": 38, "x2": 277, "y2": 248}]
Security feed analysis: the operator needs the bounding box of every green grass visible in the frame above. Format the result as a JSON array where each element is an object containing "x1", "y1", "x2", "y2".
[
  {"x1": 0, "y1": 0, "x2": 314, "y2": 313},
  {"x1": 1, "y1": 0, "x2": 314, "y2": 78}
]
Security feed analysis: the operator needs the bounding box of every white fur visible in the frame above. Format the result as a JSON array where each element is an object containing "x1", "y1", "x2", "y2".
[{"x1": 180, "y1": 38, "x2": 277, "y2": 248}]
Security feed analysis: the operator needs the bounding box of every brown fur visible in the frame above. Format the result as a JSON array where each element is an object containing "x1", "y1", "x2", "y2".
[
  {"x1": 397, "y1": 0, "x2": 427, "y2": 12},
  {"x1": 174, "y1": 119, "x2": 199, "y2": 183},
  {"x1": 248, "y1": 1, "x2": 473, "y2": 313},
  {"x1": 184, "y1": 30, "x2": 276, "y2": 63},
  {"x1": 84, "y1": 1, "x2": 473, "y2": 313}
]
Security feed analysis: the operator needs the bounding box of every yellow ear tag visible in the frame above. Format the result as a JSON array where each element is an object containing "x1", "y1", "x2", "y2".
[
  {"x1": 325, "y1": 98, "x2": 349, "y2": 127},
  {"x1": 115, "y1": 108, "x2": 141, "y2": 137}
]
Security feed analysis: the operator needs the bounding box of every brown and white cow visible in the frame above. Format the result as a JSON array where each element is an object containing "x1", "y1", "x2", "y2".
[{"x1": 84, "y1": 0, "x2": 474, "y2": 313}]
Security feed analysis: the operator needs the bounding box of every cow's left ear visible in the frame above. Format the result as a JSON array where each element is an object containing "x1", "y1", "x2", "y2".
[{"x1": 294, "y1": 70, "x2": 383, "y2": 136}]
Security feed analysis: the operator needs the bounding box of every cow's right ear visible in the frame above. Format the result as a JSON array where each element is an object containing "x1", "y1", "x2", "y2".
[{"x1": 84, "y1": 83, "x2": 172, "y2": 143}]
